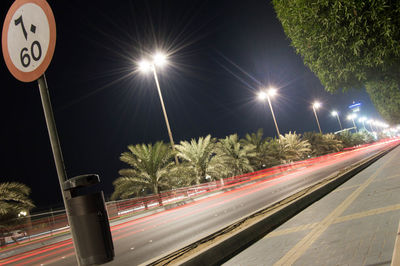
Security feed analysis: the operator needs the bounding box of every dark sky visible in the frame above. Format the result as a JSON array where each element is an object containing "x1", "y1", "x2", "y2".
[{"x1": 0, "y1": 0, "x2": 381, "y2": 209}]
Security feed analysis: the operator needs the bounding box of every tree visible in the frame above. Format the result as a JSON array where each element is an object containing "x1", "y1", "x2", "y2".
[
  {"x1": 279, "y1": 132, "x2": 311, "y2": 162},
  {"x1": 175, "y1": 135, "x2": 223, "y2": 184},
  {"x1": 167, "y1": 162, "x2": 197, "y2": 187},
  {"x1": 337, "y1": 131, "x2": 355, "y2": 148},
  {"x1": 359, "y1": 129, "x2": 376, "y2": 143},
  {"x1": 111, "y1": 178, "x2": 145, "y2": 200},
  {"x1": 114, "y1": 141, "x2": 175, "y2": 205},
  {"x1": 303, "y1": 132, "x2": 343, "y2": 156},
  {"x1": 241, "y1": 129, "x2": 281, "y2": 169},
  {"x1": 273, "y1": 0, "x2": 400, "y2": 124},
  {"x1": 0, "y1": 182, "x2": 34, "y2": 243},
  {"x1": 0, "y1": 182, "x2": 34, "y2": 216},
  {"x1": 215, "y1": 134, "x2": 254, "y2": 177},
  {"x1": 337, "y1": 131, "x2": 367, "y2": 147},
  {"x1": 365, "y1": 78, "x2": 400, "y2": 124}
]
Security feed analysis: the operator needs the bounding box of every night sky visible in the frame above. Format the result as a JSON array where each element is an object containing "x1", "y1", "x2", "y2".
[{"x1": 0, "y1": 0, "x2": 382, "y2": 209}]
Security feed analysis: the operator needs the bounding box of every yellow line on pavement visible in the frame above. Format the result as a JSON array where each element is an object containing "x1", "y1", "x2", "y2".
[
  {"x1": 264, "y1": 203, "x2": 400, "y2": 238},
  {"x1": 274, "y1": 148, "x2": 400, "y2": 266},
  {"x1": 266, "y1": 223, "x2": 318, "y2": 238},
  {"x1": 332, "y1": 184, "x2": 360, "y2": 193},
  {"x1": 335, "y1": 203, "x2": 400, "y2": 223},
  {"x1": 385, "y1": 174, "x2": 400, "y2": 180}
]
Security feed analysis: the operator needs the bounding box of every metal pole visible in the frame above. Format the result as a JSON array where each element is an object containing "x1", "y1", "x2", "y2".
[
  {"x1": 313, "y1": 106, "x2": 322, "y2": 134},
  {"x1": 336, "y1": 114, "x2": 343, "y2": 130},
  {"x1": 267, "y1": 95, "x2": 281, "y2": 137},
  {"x1": 369, "y1": 123, "x2": 374, "y2": 132},
  {"x1": 351, "y1": 118, "x2": 358, "y2": 132},
  {"x1": 37, "y1": 74, "x2": 81, "y2": 265},
  {"x1": 152, "y1": 66, "x2": 179, "y2": 165}
]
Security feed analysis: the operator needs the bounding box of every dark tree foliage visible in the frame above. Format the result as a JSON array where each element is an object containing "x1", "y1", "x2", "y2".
[{"x1": 273, "y1": 0, "x2": 400, "y2": 124}]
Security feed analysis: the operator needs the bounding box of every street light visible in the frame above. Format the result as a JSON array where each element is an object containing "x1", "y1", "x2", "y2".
[
  {"x1": 139, "y1": 52, "x2": 179, "y2": 164},
  {"x1": 347, "y1": 113, "x2": 358, "y2": 132},
  {"x1": 358, "y1": 117, "x2": 367, "y2": 130},
  {"x1": 312, "y1": 101, "x2": 322, "y2": 134},
  {"x1": 18, "y1": 210, "x2": 27, "y2": 218},
  {"x1": 331, "y1": 110, "x2": 343, "y2": 130},
  {"x1": 367, "y1": 119, "x2": 375, "y2": 132},
  {"x1": 258, "y1": 88, "x2": 281, "y2": 137}
]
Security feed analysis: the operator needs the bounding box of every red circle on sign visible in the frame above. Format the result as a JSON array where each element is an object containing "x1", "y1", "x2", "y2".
[{"x1": 2, "y1": 0, "x2": 56, "y2": 82}]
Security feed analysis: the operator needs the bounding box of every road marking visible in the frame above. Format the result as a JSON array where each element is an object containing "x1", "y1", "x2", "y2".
[
  {"x1": 335, "y1": 203, "x2": 400, "y2": 223},
  {"x1": 385, "y1": 174, "x2": 400, "y2": 180},
  {"x1": 264, "y1": 203, "x2": 400, "y2": 238},
  {"x1": 266, "y1": 223, "x2": 319, "y2": 238},
  {"x1": 274, "y1": 148, "x2": 400, "y2": 266},
  {"x1": 332, "y1": 184, "x2": 360, "y2": 193}
]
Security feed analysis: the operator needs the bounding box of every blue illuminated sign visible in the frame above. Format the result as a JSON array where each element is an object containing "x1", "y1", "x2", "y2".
[{"x1": 348, "y1": 102, "x2": 362, "y2": 109}]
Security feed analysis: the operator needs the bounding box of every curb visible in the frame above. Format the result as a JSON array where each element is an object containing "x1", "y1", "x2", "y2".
[
  {"x1": 392, "y1": 220, "x2": 400, "y2": 266},
  {"x1": 147, "y1": 144, "x2": 398, "y2": 266}
]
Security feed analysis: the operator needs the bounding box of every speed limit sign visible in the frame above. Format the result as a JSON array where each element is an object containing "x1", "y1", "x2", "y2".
[{"x1": 2, "y1": 0, "x2": 56, "y2": 82}]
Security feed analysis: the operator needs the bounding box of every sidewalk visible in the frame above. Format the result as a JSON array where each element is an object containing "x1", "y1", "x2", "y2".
[{"x1": 224, "y1": 146, "x2": 400, "y2": 265}]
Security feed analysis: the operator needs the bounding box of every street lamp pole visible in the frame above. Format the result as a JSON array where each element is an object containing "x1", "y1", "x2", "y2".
[
  {"x1": 347, "y1": 114, "x2": 358, "y2": 132},
  {"x1": 151, "y1": 65, "x2": 179, "y2": 165},
  {"x1": 266, "y1": 94, "x2": 281, "y2": 137},
  {"x1": 331, "y1": 111, "x2": 343, "y2": 130},
  {"x1": 351, "y1": 116, "x2": 357, "y2": 132},
  {"x1": 139, "y1": 53, "x2": 179, "y2": 164},
  {"x1": 313, "y1": 102, "x2": 322, "y2": 134},
  {"x1": 258, "y1": 89, "x2": 281, "y2": 138},
  {"x1": 359, "y1": 117, "x2": 367, "y2": 130}
]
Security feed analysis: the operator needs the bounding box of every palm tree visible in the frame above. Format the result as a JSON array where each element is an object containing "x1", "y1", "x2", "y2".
[
  {"x1": 303, "y1": 132, "x2": 343, "y2": 156},
  {"x1": 0, "y1": 182, "x2": 34, "y2": 216},
  {"x1": 167, "y1": 162, "x2": 197, "y2": 187},
  {"x1": 279, "y1": 132, "x2": 311, "y2": 162},
  {"x1": 241, "y1": 129, "x2": 281, "y2": 170},
  {"x1": 337, "y1": 131, "x2": 354, "y2": 148},
  {"x1": 115, "y1": 141, "x2": 175, "y2": 205},
  {"x1": 175, "y1": 135, "x2": 225, "y2": 184},
  {"x1": 216, "y1": 134, "x2": 254, "y2": 177},
  {"x1": 111, "y1": 178, "x2": 145, "y2": 201},
  {"x1": 338, "y1": 131, "x2": 367, "y2": 148},
  {"x1": 0, "y1": 182, "x2": 34, "y2": 243},
  {"x1": 321, "y1": 133, "x2": 343, "y2": 153},
  {"x1": 241, "y1": 128, "x2": 264, "y2": 150}
]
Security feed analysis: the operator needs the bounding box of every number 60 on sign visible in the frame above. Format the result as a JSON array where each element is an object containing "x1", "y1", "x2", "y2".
[{"x1": 2, "y1": 0, "x2": 56, "y2": 82}]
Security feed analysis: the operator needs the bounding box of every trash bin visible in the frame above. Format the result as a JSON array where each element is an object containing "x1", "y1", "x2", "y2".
[{"x1": 64, "y1": 174, "x2": 114, "y2": 265}]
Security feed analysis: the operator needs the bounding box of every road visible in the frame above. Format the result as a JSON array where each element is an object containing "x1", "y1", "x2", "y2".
[{"x1": 1, "y1": 140, "x2": 398, "y2": 266}]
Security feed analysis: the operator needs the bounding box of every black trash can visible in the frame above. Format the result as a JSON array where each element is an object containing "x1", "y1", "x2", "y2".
[{"x1": 64, "y1": 174, "x2": 114, "y2": 265}]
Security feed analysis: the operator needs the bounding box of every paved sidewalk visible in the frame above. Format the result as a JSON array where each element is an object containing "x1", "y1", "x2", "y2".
[{"x1": 224, "y1": 146, "x2": 400, "y2": 266}]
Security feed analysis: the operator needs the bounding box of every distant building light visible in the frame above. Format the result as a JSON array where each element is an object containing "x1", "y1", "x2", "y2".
[{"x1": 349, "y1": 102, "x2": 362, "y2": 113}]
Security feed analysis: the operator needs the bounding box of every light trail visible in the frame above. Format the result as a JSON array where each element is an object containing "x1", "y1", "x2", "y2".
[{"x1": 1, "y1": 139, "x2": 398, "y2": 265}]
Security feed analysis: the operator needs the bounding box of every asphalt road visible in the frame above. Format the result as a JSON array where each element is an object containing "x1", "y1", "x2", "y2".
[{"x1": 1, "y1": 140, "x2": 397, "y2": 266}]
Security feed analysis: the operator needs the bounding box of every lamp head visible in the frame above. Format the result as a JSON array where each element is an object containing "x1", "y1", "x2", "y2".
[
  {"x1": 347, "y1": 114, "x2": 357, "y2": 120},
  {"x1": 313, "y1": 102, "x2": 321, "y2": 109},
  {"x1": 153, "y1": 52, "x2": 167, "y2": 66},
  {"x1": 258, "y1": 91, "x2": 267, "y2": 101},
  {"x1": 139, "y1": 60, "x2": 152, "y2": 73},
  {"x1": 268, "y1": 88, "x2": 277, "y2": 97}
]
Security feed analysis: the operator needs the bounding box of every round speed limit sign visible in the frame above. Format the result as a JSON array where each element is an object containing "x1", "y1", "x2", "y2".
[{"x1": 2, "y1": 0, "x2": 56, "y2": 82}]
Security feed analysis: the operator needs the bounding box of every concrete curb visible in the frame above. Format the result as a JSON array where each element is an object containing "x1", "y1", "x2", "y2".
[
  {"x1": 391, "y1": 220, "x2": 400, "y2": 266},
  {"x1": 147, "y1": 144, "x2": 397, "y2": 266}
]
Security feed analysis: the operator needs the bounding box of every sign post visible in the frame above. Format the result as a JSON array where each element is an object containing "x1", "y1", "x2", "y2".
[{"x1": 2, "y1": 0, "x2": 79, "y2": 264}]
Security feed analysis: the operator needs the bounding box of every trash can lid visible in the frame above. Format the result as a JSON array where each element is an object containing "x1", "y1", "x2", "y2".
[{"x1": 63, "y1": 174, "x2": 100, "y2": 191}]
